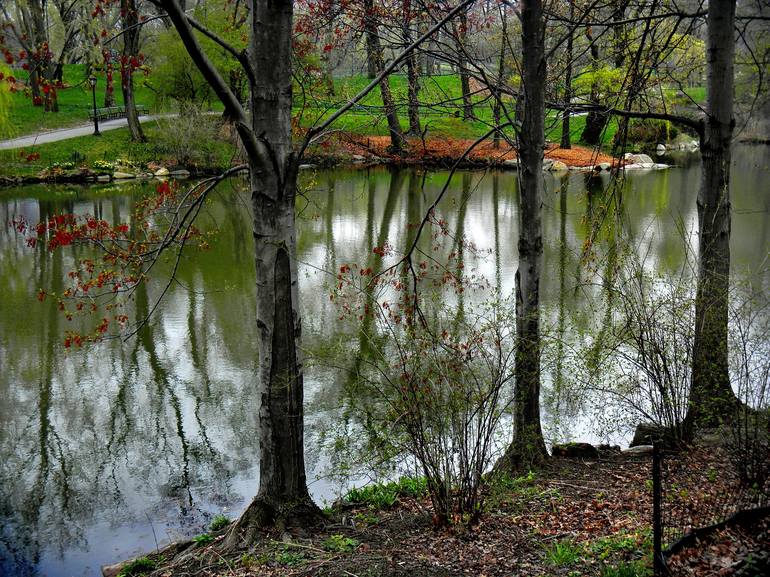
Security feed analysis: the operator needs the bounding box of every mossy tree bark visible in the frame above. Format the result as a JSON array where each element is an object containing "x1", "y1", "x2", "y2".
[
  {"x1": 685, "y1": 0, "x2": 739, "y2": 436},
  {"x1": 158, "y1": 0, "x2": 319, "y2": 546},
  {"x1": 500, "y1": 0, "x2": 548, "y2": 470}
]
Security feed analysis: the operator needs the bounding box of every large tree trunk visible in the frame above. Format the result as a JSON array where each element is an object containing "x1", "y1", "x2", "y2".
[
  {"x1": 500, "y1": 0, "x2": 548, "y2": 469},
  {"x1": 223, "y1": 0, "x2": 317, "y2": 543},
  {"x1": 26, "y1": 0, "x2": 45, "y2": 101},
  {"x1": 685, "y1": 0, "x2": 739, "y2": 435},
  {"x1": 121, "y1": 0, "x2": 145, "y2": 142}
]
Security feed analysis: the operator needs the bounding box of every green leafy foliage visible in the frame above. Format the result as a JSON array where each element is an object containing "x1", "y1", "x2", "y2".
[
  {"x1": 600, "y1": 560, "x2": 653, "y2": 577},
  {"x1": 343, "y1": 477, "x2": 427, "y2": 509},
  {"x1": 274, "y1": 549, "x2": 306, "y2": 566},
  {"x1": 192, "y1": 533, "x2": 213, "y2": 545},
  {"x1": 322, "y1": 534, "x2": 360, "y2": 553}
]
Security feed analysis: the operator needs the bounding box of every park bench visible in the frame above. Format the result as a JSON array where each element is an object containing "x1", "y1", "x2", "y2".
[{"x1": 88, "y1": 104, "x2": 148, "y2": 121}]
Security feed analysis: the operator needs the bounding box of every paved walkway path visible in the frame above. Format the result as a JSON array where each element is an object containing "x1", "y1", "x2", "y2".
[{"x1": 0, "y1": 114, "x2": 176, "y2": 150}]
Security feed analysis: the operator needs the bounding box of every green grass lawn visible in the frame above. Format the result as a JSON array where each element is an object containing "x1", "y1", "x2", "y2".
[
  {"x1": 1, "y1": 64, "x2": 175, "y2": 139},
  {"x1": 0, "y1": 118, "x2": 237, "y2": 178},
  {"x1": 298, "y1": 73, "x2": 620, "y2": 146},
  {"x1": 4, "y1": 65, "x2": 686, "y2": 158}
]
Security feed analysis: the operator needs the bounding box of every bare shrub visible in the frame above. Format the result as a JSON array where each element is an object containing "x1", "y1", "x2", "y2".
[
  {"x1": 153, "y1": 102, "x2": 222, "y2": 167},
  {"x1": 724, "y1": 291, "x2": 770, "y2": 498},
  {"x1": 330, "y1": 223, "x2": 514, "y2": 527}
]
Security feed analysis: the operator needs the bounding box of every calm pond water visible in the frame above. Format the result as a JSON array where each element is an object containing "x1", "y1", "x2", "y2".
[{"x1": 1, "y1": 145, "x2": 769, "y2": 576}]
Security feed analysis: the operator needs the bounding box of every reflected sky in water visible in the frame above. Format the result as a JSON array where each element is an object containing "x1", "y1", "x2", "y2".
[{"x1": 1, "y1": 146, "x2": 768, "y2": 576}]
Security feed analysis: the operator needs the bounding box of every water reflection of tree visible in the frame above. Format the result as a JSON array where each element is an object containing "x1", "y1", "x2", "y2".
[{"x1": 0, "y1": 190, "x2": 253, "y2": 574}]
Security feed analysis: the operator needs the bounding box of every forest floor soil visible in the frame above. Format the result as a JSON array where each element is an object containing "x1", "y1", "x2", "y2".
[{"x1": 128, "y1": 444, "x2": 766, "y2": 577}]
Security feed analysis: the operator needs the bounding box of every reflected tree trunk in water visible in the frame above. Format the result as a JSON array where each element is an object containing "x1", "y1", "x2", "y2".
[
  {"x1": 492, "y1": 174, "x2": 502, "y2": 292},
  {"x1": 553, "y1": 176, "x2": 569, "y2": 424},
  {"x1": 452, "y1": 173, "x2": 472, "y2": 325},
  {"x1": 348, "y1": 169, "x2": 404, "y2": 383}
]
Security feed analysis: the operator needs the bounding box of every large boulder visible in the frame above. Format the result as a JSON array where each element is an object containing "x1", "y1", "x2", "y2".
[
  {"x1": 550, "y1": 160, "x2": 569, "y2": 172},
  {"x1": 551, "y1": 442, "x2": 600, "y2": 459},
  {"x1": 624, "y1": 153, "x2": 654, "y2": 165},
  {"x1": 631, "y1": 422, "x2": 679, "y2": 448},
  {"x1": 621, "y1": 445, "x2": 653, "y2": 456}
]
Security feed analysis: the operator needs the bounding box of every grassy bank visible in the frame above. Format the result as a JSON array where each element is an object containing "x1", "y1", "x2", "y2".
[
  {"x1": 4, "y1": 67, "x2": 626, "y2": 147},
  {"x1": 0, "y1": 117, "x2": 237, "y2": 178}
]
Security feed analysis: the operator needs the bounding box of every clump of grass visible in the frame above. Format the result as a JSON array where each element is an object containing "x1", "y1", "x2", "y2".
[
  {"x1": 117, "y1": 556, "x2": 156, "y2": 577},
  {"x1": 600, "y1": 560, "x2": 652, "y2": 577},
  {"x1": 545, "y1": 539, "x2": 582, "y2": 567},
  {"x1": 209, "y1": 514, "x2": 230, "y2": 532}
]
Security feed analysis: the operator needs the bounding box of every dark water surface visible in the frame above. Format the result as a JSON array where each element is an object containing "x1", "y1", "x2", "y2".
[{"x1": 1, "y1": 146, "x2": 768, "y2": 575}]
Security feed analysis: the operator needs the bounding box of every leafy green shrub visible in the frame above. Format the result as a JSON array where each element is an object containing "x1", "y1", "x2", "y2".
[
  {"x1": 625, "y1": 118, "x2": 679, "y2": 144},
  {"x1": 92, "y1": 159, "x2": 114, "y2": 172},
  {"x1": 587, "y1": 530, "x2": 652, "y2": 561},
  {"x1": 274, "y1": 550, "x2": 305, "y2": 566},
  {"x1": 46, "y1": 161, "x2": 76, "y2": 171},
  {"x1": 150, "y1": 103, "x2": 222, "y2": 166}
]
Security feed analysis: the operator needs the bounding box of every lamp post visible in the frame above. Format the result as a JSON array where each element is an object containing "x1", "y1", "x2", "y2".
[{"x1": 89, "y1": 76, "x2": 101, "y2": 136}]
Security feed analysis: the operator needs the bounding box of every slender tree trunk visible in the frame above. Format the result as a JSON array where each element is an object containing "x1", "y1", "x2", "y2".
[
  {"x1": 686, "y1": 0, "x2": 738, "y2": 435},
  {"x1": 493, "y1": 5, "x2": 507, "y2": 149},
  {"x1": 121, "y1": 0, "x2": 145, "y2": 142},
  {"x1": 560, "y1": 0, "x2": 574, "y2": 149},
  {"x1": 364, "y1": 0, "x2": 378, "y2": 79},
  {"x1": 322, "y1": 0, "x2": 336, "y2": 96},
  {"x1": 104, "y1": 52, "x2": 115, "y2": 108},
  {"x1": 403, "y1": 0, "x2": 421, "y2": 136},
  {"x1": 364, "y1": 0, "x2": 404, "y2": 154},
  {"x1": 455, "y1": 10, "x2": 474, "y2": 120},
  {"x1": 501, "y1": 0, "x2": 548, "y2": 469},
  {"x1": 581, "y1": 26, "x2": 605, "y2": 145},
  {"x1": 612, "y1": 0, "x2": 627, "y2": 69}
]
